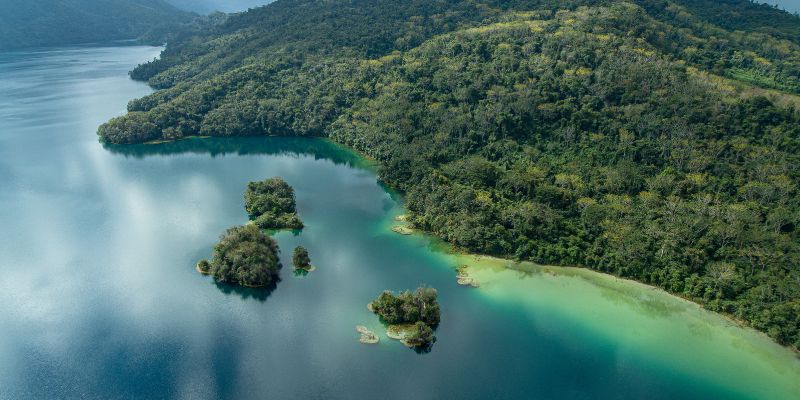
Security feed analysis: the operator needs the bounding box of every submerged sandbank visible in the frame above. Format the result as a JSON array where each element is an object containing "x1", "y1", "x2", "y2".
[
  {"x1": 452, "y1": 253, "x2": 800, "y2": 399},
  {"x1": 380, "y1": 210, "x2": 800, "y2": 398}
]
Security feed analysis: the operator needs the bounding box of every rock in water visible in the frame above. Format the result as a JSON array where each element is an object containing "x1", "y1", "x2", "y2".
[{"x1": 356, "y1": 325, "x2": 379, "y2": 344}]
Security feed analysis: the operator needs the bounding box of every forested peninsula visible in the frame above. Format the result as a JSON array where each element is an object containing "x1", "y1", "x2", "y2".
[
  {"x1": 99, "y1": 0, "x2": 800, "y2": 349},
  {"x1": 0, "y1": 0, "x2": 193, "y2": 50}
]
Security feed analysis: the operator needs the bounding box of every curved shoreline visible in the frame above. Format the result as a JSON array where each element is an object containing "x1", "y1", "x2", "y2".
[
  {"x1": 457, "y1": 252, "x2": 800, "y2": 355},
  {"x1": 196, "y1": 263, "x2": 270, "y2": 288},
  {"x1": 384, "y1": 210, "x2": 800, "y2": 356},
  {"x1": 121, "y1": 134, "x2": 799, "y2": 359},
  {"x1": 196, "y1": 263, "x2": 211, "y2": 275},
  {"x1": 96, "y1": 125, "x2": 799, "y2": 396},
  {"x1": 335, "y1": 141, "x2": 797, "y2": 357}
]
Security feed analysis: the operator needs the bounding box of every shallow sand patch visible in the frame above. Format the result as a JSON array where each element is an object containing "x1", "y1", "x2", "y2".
[
  {"x1": 391, "y1": 225, "x2": 414, "y2": 235},
  {"x1": 386, "y1": 324, "x2": 418, "y2": 347},
  {"x1": 455, "y1": 265, "x2": 479, "y2": 287},
  {"x1": 386, "y1": 324, "x2": 414, "y2": 339},
  {"x1": 356, "y1": 325, "x2": 379, "y2": 344}
]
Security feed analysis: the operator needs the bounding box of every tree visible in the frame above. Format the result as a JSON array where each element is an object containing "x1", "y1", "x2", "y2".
[
  {"x1": 292, "y1": 246, "x2": 311, "y2": 269},
  {"x1": 203, "y1": 224, "x2": 282, "y2": 287},
  {"x1": 370, "y1": 287, "x2": 440, "y2": 326},
  {"x1": 706, "y1": 262, "x2": 739, "y2": 297},
  {"x1": 244, "y1": 177, "x2": 304, "y2": 230},
  {"x1": 406, "y1": 321, "x2": 436, "y2": 347}
]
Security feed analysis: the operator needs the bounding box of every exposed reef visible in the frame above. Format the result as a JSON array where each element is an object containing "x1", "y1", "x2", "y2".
[
  {"x1": 391, "y1": 226, "x2": 414, "y2": 235},
  {"x1": 455, "y1": 265, "x2": 479, "y2": 287},
  {"x1": 356, "y1": 325, "x2": 379, "y2": 344}
]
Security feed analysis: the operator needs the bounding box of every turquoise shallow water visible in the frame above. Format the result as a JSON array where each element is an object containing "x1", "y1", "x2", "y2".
[{"x1": 0, "y1": 45, "x2": 798, "y2": 400}]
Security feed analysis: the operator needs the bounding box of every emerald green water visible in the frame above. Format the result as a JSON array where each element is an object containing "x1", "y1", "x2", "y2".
[{"x1": 0, "y1": 45, "x2": 798, "y2": 399}]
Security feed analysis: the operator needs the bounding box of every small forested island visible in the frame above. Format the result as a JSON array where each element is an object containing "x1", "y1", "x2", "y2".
[
  {"x1": 292, "y1": 246, "x2": 314, "y2": 271},
  {"x1": 245, "y1": 177, "x2": 304, "y2": 230},
  {"x1": 197, "y1": 224, "x2": 281, "y2": 288},
  {"x1": 370, "y1": 287, "x2": 440, "y2": 349}
]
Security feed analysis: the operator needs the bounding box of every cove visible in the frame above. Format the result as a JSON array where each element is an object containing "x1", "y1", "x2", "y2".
[{"x1": 0, "y1": 45, "x2": 798, "y2": 400}]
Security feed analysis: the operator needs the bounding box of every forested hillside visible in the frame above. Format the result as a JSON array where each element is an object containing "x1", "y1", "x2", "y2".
[
  {"x1": 99, "y1": 0, "x2": 800, "y2": 348},
  {"x1": 0, "y1": 0, "x2": 193, "y2": 50}
]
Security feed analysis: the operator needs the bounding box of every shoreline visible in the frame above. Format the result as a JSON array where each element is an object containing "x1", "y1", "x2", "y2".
[
  {"x1": 462, "y1": 253, "x2": 800, "y2": 356},
  {"x1": 196, "y1": 264, "x2": 269, "y2": 288},
  {"x1": 122, "y1": 134, "x2": 798, "y2": 356},
  {"x1": 387, "y1": 212, "x2": 800, "y2": 356},
  {"x1": 144, "y1": 135, "x2": 211, "y2": 145},
  {"x1": 477, "y1": 253, "x2": 798, "y2": 353}
]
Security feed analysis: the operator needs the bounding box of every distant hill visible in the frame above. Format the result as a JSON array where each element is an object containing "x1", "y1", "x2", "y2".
[
  {"x1": 0, "y1": 0, "x2": 193, "y2": 51},
  {"x1": 165, "y1": 0, "x2": 271, "y2": 13}
]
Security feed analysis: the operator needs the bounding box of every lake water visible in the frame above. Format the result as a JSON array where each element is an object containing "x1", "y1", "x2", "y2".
[
  {"x1": 0, "y1": 45, "x2": 798, "y2": 400},
  {"x1": 772, "y1": 0, "x2": 800, "y2": 14}
]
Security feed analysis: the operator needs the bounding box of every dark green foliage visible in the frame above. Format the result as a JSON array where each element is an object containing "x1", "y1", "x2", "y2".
[
  {"x1": 203, "y1": 224, "x2": 282, "y2": 287},
  {"x1": 98, "y1": 112, "x2": 162, "y2": 144},
  {"x1": 0, "y1": 0, "x2": 194, "y2": 51},
  {"x1": 197, "y1": 259, "x2": 211, "y2": 274},
  {"x1": 100, "y1": 0, "x2": 800, "y2": 347},
  {"x1": 371, "y1": 287, "x2": 441, "y2": 327},
  {"x1": 244, "y1": 177, "x2": 304, "y2": 230},
  {"x1": 406, "y1": 321, "x2": 437, "y2": 348},
  {"x1": 292, "y1": 246, "x2": 311, "y2": 269}
]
